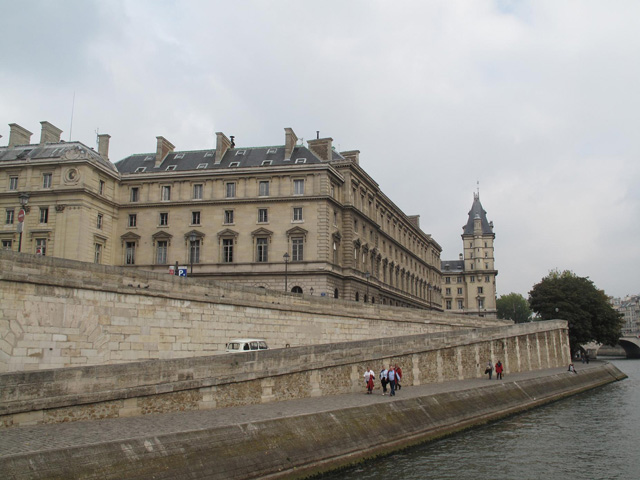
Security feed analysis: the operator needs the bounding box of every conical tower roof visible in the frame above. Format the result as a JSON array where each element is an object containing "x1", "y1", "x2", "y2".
[{"x1": 462, "y1": 193, "x2": 493, "y2": 235}]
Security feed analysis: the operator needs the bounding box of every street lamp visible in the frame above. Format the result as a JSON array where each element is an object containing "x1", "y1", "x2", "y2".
[
  {"x1": 283, "y1": 252, "x2": 290, "y2": 292},
  {"x1": 189, "y1": 233, "x2": 196, "y2": 276},
  {"x1": 18, "y1": 193, "x2": 29, "y2": 253}
]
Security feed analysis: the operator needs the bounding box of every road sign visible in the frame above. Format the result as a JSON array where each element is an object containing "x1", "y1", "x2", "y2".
[
  {"x1": 177, "y1": 266, "x2": 188, "y2": 277},
  {"x1": 17, "y1": 209, "x2": 25, "y2": 223}
]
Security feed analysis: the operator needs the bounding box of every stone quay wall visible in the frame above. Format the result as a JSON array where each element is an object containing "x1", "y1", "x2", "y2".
[
  {"x1": 0, "y1": 250, "x2": 510, "y2": 373},
  {"x1": 0, "y1": 320, "x2": 570, "y2": 428}
]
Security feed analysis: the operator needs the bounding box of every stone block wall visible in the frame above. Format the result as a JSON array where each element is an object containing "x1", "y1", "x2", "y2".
[
  {"x1": 0, "y1": 251, "x2": 510, "y2": 372},
  {"x1": 0, "y1": 320, "x2": 570, "y2": 428}
]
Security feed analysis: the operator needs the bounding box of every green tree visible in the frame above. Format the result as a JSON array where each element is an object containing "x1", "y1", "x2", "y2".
[
  {"x1": 528, "y1": 270, "x2": 623, "y2": 354},
  {"x1": 497, "y1": 293, "x2": 532, "y2": 323}
]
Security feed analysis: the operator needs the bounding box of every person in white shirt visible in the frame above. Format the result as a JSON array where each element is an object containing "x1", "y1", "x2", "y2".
[{"x1": 364, "y1": 367, "x2": 375, "y2": 394}]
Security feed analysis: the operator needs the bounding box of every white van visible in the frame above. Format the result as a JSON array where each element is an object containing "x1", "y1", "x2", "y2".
[{"x1": 225, "y1": 338, "x2": 269, "y2": 353}]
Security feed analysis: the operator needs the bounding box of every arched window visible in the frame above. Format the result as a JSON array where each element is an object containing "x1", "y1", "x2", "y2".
[{"x1": 291, "y1": 286, "x2": 303, "y2": 294}]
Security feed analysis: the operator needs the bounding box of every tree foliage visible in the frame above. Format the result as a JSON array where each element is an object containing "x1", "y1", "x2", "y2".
[
  {"x1": 528, "y1": 270, "x2": 623, "y2": 354},
  {"x1": 497, "y1": 293, "x2": 532, "y2": 323}
]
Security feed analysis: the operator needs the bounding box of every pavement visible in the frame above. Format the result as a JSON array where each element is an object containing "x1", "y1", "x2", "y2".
[{"x1": 0, "y1": 362, "x2": 603, "y2": 459}]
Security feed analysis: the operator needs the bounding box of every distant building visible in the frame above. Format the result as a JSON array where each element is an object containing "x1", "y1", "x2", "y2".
[
  {"x1": 440, "y1": 193, "x2": 497, "y2": 318},
  {"x1": 612, "y1": 295, "x2": 640, "y2": 335},
  {"x1": 0, "y1": 121, "x2": 443, "y2": 309}
]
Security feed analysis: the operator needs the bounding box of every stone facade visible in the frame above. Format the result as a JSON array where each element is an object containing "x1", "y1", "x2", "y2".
[
  {"x1": 0, "y1": 251, "x2": 509, "y2": 373},
  {"x1": 0, "y1": 122, "x2": 443, "y2": 310},
  {"x1": 0, "y1": 319, "x2": 570, "y2": 428},
  {"x1": 441, "y1": 192, "x2": 498, "y2": 317}
]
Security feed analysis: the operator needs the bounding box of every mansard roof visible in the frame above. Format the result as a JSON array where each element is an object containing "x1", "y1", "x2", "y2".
[
  {"x1": 0, "y1": 141, "x2": 117, "y2": 172},
  {"x1": 114, "y1": 145, "x2": 345, "y2": 174},
  {"x1": 440, "y1": 259, "x2": 464, "y2": 272},
  {"x1": 462, "y1": 193, "x2": 494, "y2": 236}
]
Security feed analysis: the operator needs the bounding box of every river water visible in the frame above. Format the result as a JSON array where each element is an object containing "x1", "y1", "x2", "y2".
[{"x1": 320, "y1": 359, "x2": 640, "y2": 480}]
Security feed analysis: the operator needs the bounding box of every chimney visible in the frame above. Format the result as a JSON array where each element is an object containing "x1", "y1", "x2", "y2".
[
  {"x1": 215, "y1": 132, "x2": 231, "y2": 165},
  {"x1": 98, "y1": 134, "x2": 111, "y2": 160},
  {"x1": 340, "y1": 150, "x2": 360, "y2": 165},
  {"x1": 39, "y1": 121, "x2": 63, "y2": 144},
  {"x1": 459, "y1": 253, "x2": 463, "y2": 260},
  {"x1": 284, "y1": 127, "x2": 298, "y2": 160},
  {"x1": 307, "y1": 136, "x2": 333, "y2": 162},
  {"x1": 8, "y1": 123, "x2": 33, "y2": 147},
  {"x1": 155, "y1": 136, "x2": 175, "y2": 167}
]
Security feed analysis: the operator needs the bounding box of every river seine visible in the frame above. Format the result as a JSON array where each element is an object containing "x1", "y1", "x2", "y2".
[{"x1": 320, "y1": 359, "x2": 640, "y2": 480}]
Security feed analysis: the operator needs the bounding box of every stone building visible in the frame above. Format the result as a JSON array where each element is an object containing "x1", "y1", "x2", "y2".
[
  {"x1": 612, "y1": 295, "x2": 640, "y2": 335},
  {"x1": 0, "y1": 121, "x2": 443, "y2": 309},
  {"x1": 440, "y1": 193, "x2": 498, "y2": 317}
]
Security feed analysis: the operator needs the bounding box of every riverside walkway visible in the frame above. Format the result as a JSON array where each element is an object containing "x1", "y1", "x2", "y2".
[{"x1": 0, "y1": 363, "x2": 602, "y2": 459}]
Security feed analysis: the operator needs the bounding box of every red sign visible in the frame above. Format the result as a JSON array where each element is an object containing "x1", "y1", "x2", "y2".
[{"x1": 17, "y1": 209, "x2": 25, "y2": 223}]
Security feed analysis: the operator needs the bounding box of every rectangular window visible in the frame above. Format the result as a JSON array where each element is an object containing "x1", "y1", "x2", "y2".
[
  {"x1": 39, "y1": 207, "x2": 49, "y2": 224},
  {"x1": 94, "y1": 244, "x2": 102, "y2": 264},
  {"x1": 457, "y1": 288, "x2": 463, "y2": 295},
  {"x1": 159, "y1": 212, "x2": 168, "y2": 226},
  {"x1": 189, "y1": 239, "x2": 200, "y2": 264},
  {"x1": 35, "y1": 238, "x2": 47, "y2": 256},
  {"x1": 97, "y1": 214, "x2": 103, "y2": 229},
  {"x1": 9, "y1": 176, "x2": 18, "y2": 190},
  {"x1": 128, "y1": 214, "x2": 137, "y2": 227},
  {"x1": 293, "y1": 179, "x2": 304, "y2": 195},
  {"x1": 225, "y1": 182, "x2": 236, "y2": 198},
  {"x1": 156, "y1": 240, "x2": 168, "y2": 264},
  {"x1": 162, "y1": 185, "x2": 171, "y2": 201},
  {"x1": 130, "y1": 187, "x2": 139, "y2": 202},
  {"x1": 256, "y1": 238, "x2": 268, "y2": 262},
  {"x1": 259, "y1": 181, "x2": 270, "y2": 196},
  {"x1": 125, "y1": 241, "x2": 136, "y2": 265},
  {"x1": 470, "y1": 276, "x2": 475, "y2": 283},
  {"x1": 2, "y1": 240, "x2": 12, "y2": 250},
  {"x1": 485, "y1": 276, "x2": 490, "y2": 282},
  {"x1": 43, "y1": 173, "x2": 52, "y2": 188},
  {"x1": 292, "y1": 237, "x2": 304, "y2": 261},
  {"x1": 478, "y1": 287, "x2": 484, "y2": 294},
  {"x1": 191, "y1": 211, "x2": 201, "y2": 225},
  {"x1": 224, "y1": 210, "x2": 234, "y2": 224},
  {"x1": 478, "y1": 298, "x2": 485, "y2": 309},
  {"x1": 333, "y1": 210, "x2": 338, "y2": 226},
  {"x1": 258, "y1": 208, "x2": 268, "y2": 223},
  {"x1": 458, "y1": 300, "x2": 464, "y2": 309},
  {"x1": 457, "y1": 276, "x2": 463, "y2": 283},
  {"x1": 293, "y1": 207, "x2": 303, "y2": 222},
  {"x1": 222, "y1": 238, "x2": 233, "y2": 263},
  {"x1": 446, "y1": 300, "x2": 452, "y2": 310},
  {"x1": 5, "y1": 209, "x2": 14, "y2": 224},
  {"x1": 99, "y1": 180, "x2": 105, "y2": 195},
  {"x1": 445, "y1": 277, "x2": 451, "y2": 284},
  {"x1": 193, "y1": 184, "x2": 203, "y2": 200},
  {"x1": 446, "y1": 288, "x2": 451, "y2": 295}
]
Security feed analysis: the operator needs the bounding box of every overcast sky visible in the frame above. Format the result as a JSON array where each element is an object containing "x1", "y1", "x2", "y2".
[{"x1": 2, "y1": 1, "x2": 639, "y2": 299}]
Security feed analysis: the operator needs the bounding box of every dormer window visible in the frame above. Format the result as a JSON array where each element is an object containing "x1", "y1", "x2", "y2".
[
  {"x1": 229, "y1": 162, "x2": 240, "y2": 167},
  {"x1": 197, "y1": 163, "x2": 208, "y2": 169},
  {"x1": 267, "y1": 148, "x2": 277, "y2": 154},
  {"x1": 144, "y1": 156, "x2": 153, "y2": 161},
  {"x1": 261, "y1": 160, "x2": 272, "y2": 166},
  {"x1": 166, "y1": 165, "x2": 177, "y2": 171},
  {"x1": 174, "y1": 154, "x2": 185, "y2": 159},
  {"x1": 135, "y1": 167, "x2": 146, "y2": 173},
  {"x1": 295, "y1": 158, "x2": 307, "y2": 164},
  {"x1": 235, "y1": 150, "x2": 246, "y2": 156},
  {"x1": 204, "y1": 152, "x2": 214, "y2": 158}
]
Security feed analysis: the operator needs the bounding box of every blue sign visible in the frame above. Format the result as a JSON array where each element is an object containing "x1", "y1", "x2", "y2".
[{"x1": 177, "y1": 267, "x2": 188, "y2": 277}]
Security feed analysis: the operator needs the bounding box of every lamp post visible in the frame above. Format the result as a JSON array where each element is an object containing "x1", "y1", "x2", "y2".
[
  {"x1": 18, "y1": 193, "x2": 29, "y2": 253},
  {"x1": 189, "y1": 233, "x2": 196, "y2": 276},
  {"x1": 283, "y1": 252, "x2": 290, "y2": 292}
]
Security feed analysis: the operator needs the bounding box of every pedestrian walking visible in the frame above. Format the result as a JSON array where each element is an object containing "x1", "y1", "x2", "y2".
[
  {"x1": 388, "y1": 366, "x2": 397, "y2": 396},
  {"x1": 495, "y1": 360, "x2": 504, "y2": 380},
  {"x1": 380, "y1": 367, "x2": 388, "y2": 395},
  {"x1": 395, "y1": 364, "x2": 403, "y2": 390},
  {"x1": 485, "y1": 361, "x2": 493, "y2": 379},
  {"x1": 364, "y1": 367, "x2": 375, "y2": 394}
]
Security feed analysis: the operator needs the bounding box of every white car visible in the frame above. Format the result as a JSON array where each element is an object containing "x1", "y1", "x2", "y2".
[{"x1": 225, "y1": 338, "x2": 269, "y2": 353}]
